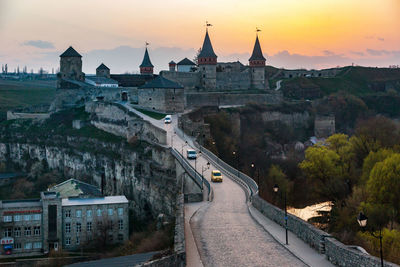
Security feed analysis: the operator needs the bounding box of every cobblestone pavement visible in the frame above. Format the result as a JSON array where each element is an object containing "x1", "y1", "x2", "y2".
[{"x1": 190, "y1": 173, "x2": 307, "y2": 267}]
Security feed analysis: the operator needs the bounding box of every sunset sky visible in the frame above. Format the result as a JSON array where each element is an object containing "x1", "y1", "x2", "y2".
[{"x1": 0, "y1": 0, "x2": 399, "y2": 73}]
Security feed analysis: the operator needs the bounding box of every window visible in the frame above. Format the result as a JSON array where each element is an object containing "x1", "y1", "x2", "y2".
[
  {"x1": 87, "y1": 210, "x2": 92, "y2": 218},
  {"x1": 33, "y1": 242, "x2": 42, "y2": 249},
  {"x1": 14, "y1": 215, "x2": 21, "y2": 222},
  {"x1": 65, "y1": 223, "x2": 71, "y2": 234},
  {"x1": 97, "y1": 221, "x2": 102, "y2": 229},
  {"x1": 97, "y1": 209, "x2": 102, "y2": 217},
  {"x1": 3, "y1": 216, "x2": 12, "y2": 222},
  {"x1": 4, "y1": 228, "x2": 12, "y2": 237},
  {"x1": 33, "y1": 214, "x2": 41, "y2": 221},
  {"x1": 23, "y1": 214, "x2": 30, "y2": 221},
  {"x1": 118, "y1": 208, "x2": 123, "y2": 216},
  {"x1": 108, "y1": 233, "x2": 113, "y2": 241},
  {"x1": 76, "y1": 223, "x2": 81, "y2": 233},
  {"x1": 65, "y1": 210, "x2": 71, "y2": 218},
  {"x1": 76, "y1": 210, "x2": 82, "y2": 218},
  {"x1": 34, "y1": 226, "x2": 40, "y2": 236},
  {"x1": 24, "y1": 242, "x2": 32, "y2": 250},
  {"x1": 118, "y1": 220, "x2": 123, "y2": 230},
  {"x1": 76, "y1": 236, "x2": 80, "y2": 245},
  {"x1": 109, "y1": 220, "x2": 113, "y2": 230},
  {"x1": 14, "y1": 227, "x2": 21, "y2": 237},
  {"x1": 107, "y1": 208, "x2": 113, "y2": 216},
  {"x1": 65, "y1": 237, "x2": 71, "y2": 246},
  {"x1": 118, "y1": 234, "x2": 123, "y2": 241},
  {"x1": 14, "y1": 243, "x2": 21, "y2": 249},
  {"x1": 87, "y1": 222, "x2": 92, "y2": 232},
  {"x1": 24, "y1": 227, "x2": 31, "y2": 236}
]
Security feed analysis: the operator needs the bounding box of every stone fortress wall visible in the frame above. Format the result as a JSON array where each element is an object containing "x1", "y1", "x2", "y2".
[
  {"x1": 186, "y1": 91, "x2": 282, "y2": 107},
  {"x1": 160, "y1": 71, "x2": 200, "y2": 90},
  {"x1": 216, "y1": 70, "x2": 251, "y2": 90},
  {"x1": 282, "y1": 67, "x2": 342, "y2": 78},
  {"x1": 85, "y1": 101, "x2": 167, "y2": 145}
]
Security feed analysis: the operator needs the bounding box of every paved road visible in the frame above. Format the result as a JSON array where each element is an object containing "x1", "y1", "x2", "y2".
[{"x1": 123, "y1": 104, "x2": 307, "y2": 267}]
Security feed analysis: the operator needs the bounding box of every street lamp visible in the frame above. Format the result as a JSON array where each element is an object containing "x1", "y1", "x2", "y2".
[
  {"x1": 201, "y1": 162, "x2": 211, "y2": 190},
  {"x1": 171, "y1": 131, "x2": 176, "y2": 148},
  {"x1": 181, "y1": 141, "x2": 188, "y2": 155},
  {"x1": 232, "y1": 151, "x2": 240, "y2": 178},
  {"x1": 357, "y1": 212, "x2": 383, "y2": 267},
  {"x1": 252, "y1": 163, "x2": 260, "y2": 195},
  {"x1": 273, "y1": 184, "x2": 288, "y2": 245}
]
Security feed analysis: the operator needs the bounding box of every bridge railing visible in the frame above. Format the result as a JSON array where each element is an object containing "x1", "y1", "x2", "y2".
[
  {"x1": 198, "y1": 145, "x2": 259, "y2": 197},
  {"x1": 174, "y1": 125, "x2": 258, "y2": 197},
  {"x1": 171, "y1": 148, "x2": 211, "y2": 201}
]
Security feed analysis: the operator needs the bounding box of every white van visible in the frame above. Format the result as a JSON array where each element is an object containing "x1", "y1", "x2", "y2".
[
  {"x1": 164, "y1": 115, "x2": 172, "y2": 124},
  {"x1": 186, "y1": 149, "x2": 197, "y2": 159}
]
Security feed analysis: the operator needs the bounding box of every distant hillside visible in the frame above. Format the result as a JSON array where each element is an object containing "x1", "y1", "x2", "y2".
[
  {"x1": 282, "y1": 66, "x2": 400, "y2": 99},
  {"x1": 0, "y1": 80, "x2": 56, "y2": 121}
]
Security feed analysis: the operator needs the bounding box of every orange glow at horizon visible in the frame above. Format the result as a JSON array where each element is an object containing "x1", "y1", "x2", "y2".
[{"x1": 0, "y1": 0, "x2": 399, "y2": 70}]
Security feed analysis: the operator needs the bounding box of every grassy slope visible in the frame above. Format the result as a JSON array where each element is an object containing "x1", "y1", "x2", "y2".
[
  {"x1": 283, "y1": 67, "x2": 400, "y2": 97},
  {"x1": 0, "y1": 80, "x2": 56, "y2": 120}
]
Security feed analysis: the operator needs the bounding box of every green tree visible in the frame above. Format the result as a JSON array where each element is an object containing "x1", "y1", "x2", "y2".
[
  {"x1": 361, "y1": 149, "x2": 394, "y2": 184},
  {"x1": 352, "y1": 116, "x2": 400, "y2": 166},
  {"x1": 365, "y1": 153, "x2": 400, "y2": 225}
]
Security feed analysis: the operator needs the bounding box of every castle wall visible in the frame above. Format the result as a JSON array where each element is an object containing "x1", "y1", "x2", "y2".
[
  {"x1": 314, "y1": 115, "x2": 335, "y2": 138},
  {"x1": 138, "y1": 88, "x2": 184, "y2": 113},
  {"x1": 216, "y1": 71, "x2": 251, "y2": 90},
  {"x1": 50, "y1": 87, "x2": 137, "y2": 111},
  {"x1": 186, "y1": 92, "x2": 282, "y2": 107},
  {"x1": 282, "y1": 68, "x2": 341, "y2": 78},
  {"x1": 160, "y1": 71, "x2": 200, "y2": 89}
]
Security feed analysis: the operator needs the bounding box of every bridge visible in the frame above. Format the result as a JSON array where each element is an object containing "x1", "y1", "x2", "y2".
[{"x1": 122, "y1": 103, "x2": 396, "y2": 267}]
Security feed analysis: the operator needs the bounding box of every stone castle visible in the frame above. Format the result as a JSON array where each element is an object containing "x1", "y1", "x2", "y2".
[{"x1": 54, "y1": 29, "x2": 281, "y2": 113}]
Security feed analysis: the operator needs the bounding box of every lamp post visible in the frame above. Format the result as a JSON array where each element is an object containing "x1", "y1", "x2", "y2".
[
  {"x1": 201, "y1": 162, "x2": 211, "y2": 190},
  {"x1": 232, "y1": 151, "x2": 240, "y2": 178},
  {"x1": 181, "y1": 141, "x2": 188, "y2": 155},
  {"x1": 251, "y1": 163, "x2": 261, "y2": 195},
  {"x1": 171, "y1": 131, "x2": 176, "y2": 148},
  {"x1": 273, "y1": 184, "x2": 288, "y2": 245},
  {"x1": 357, "y1": 212, "x2": 384, "y2": 267}
]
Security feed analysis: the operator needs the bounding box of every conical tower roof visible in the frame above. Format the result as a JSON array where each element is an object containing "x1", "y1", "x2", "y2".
[
  {"x1": 60, "y1": 46, "x2": 82, "y2": 58},
  {"x1": 140, "y1": 48, "x2": 154, "y2": 68},
  {"x1": 198, "y1": 29, "x2": 217, "y2": 58},
  {"x1": 249, "y1": 35, "x2": 266, "y2": 61}
]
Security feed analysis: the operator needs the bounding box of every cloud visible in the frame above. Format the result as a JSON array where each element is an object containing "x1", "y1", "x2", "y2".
[
  {"x1": 350, "y1": 51, "x2": 365, "y2": 56},
  {"x1": 365, "y1": 36, "x2": 385, "y2": 42},
  {"x1": 267, "y1": 50, "x2": 351, "y2": 69},
  {"x1": 323, "y1": 50, "x2": 335, "y2": 56},
  {"x1": 5, "y1": 45, "x2": 400, "y2": 74},
  {"x1": 366, "y1": 49, "x2": 392, "y2": 56},
  {"x1": 22, "y1": 40, "x2": 55, "y2": 49}
]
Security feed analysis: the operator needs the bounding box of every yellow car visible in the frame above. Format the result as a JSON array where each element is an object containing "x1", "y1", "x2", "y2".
[{"x1": 211, "y1": 170, "x2": 223, "y2": 182}]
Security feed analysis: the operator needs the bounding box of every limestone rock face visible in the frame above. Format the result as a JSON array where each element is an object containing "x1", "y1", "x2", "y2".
[{"x1": 0, "y1": 140, "x2": 177, "y2": 220}]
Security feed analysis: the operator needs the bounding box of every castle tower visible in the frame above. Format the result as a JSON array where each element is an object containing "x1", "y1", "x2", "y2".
[
  {"x1": 96, "y1": 63, "x2": 110, "y2": 78},
  {"x1": 249, "y1": 34, "x2": 266, "y2": 89},
  {"x1": 169, "y1": 61, "x2": 176, "y2": 72},
  {"x1": 140, "y1": 47, "x2": 154, "y2": 75},
  {"x1": 59, "y1": 46, "x2": 84, "y2": 81},
  {"x1": 198, "y1": 29, "x2": 217, "y2": 90}
]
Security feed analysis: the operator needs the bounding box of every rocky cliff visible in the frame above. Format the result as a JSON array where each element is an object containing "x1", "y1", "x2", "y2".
[{"x1": 0, "y1": 112, "x2": 177, "y2": 220}]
